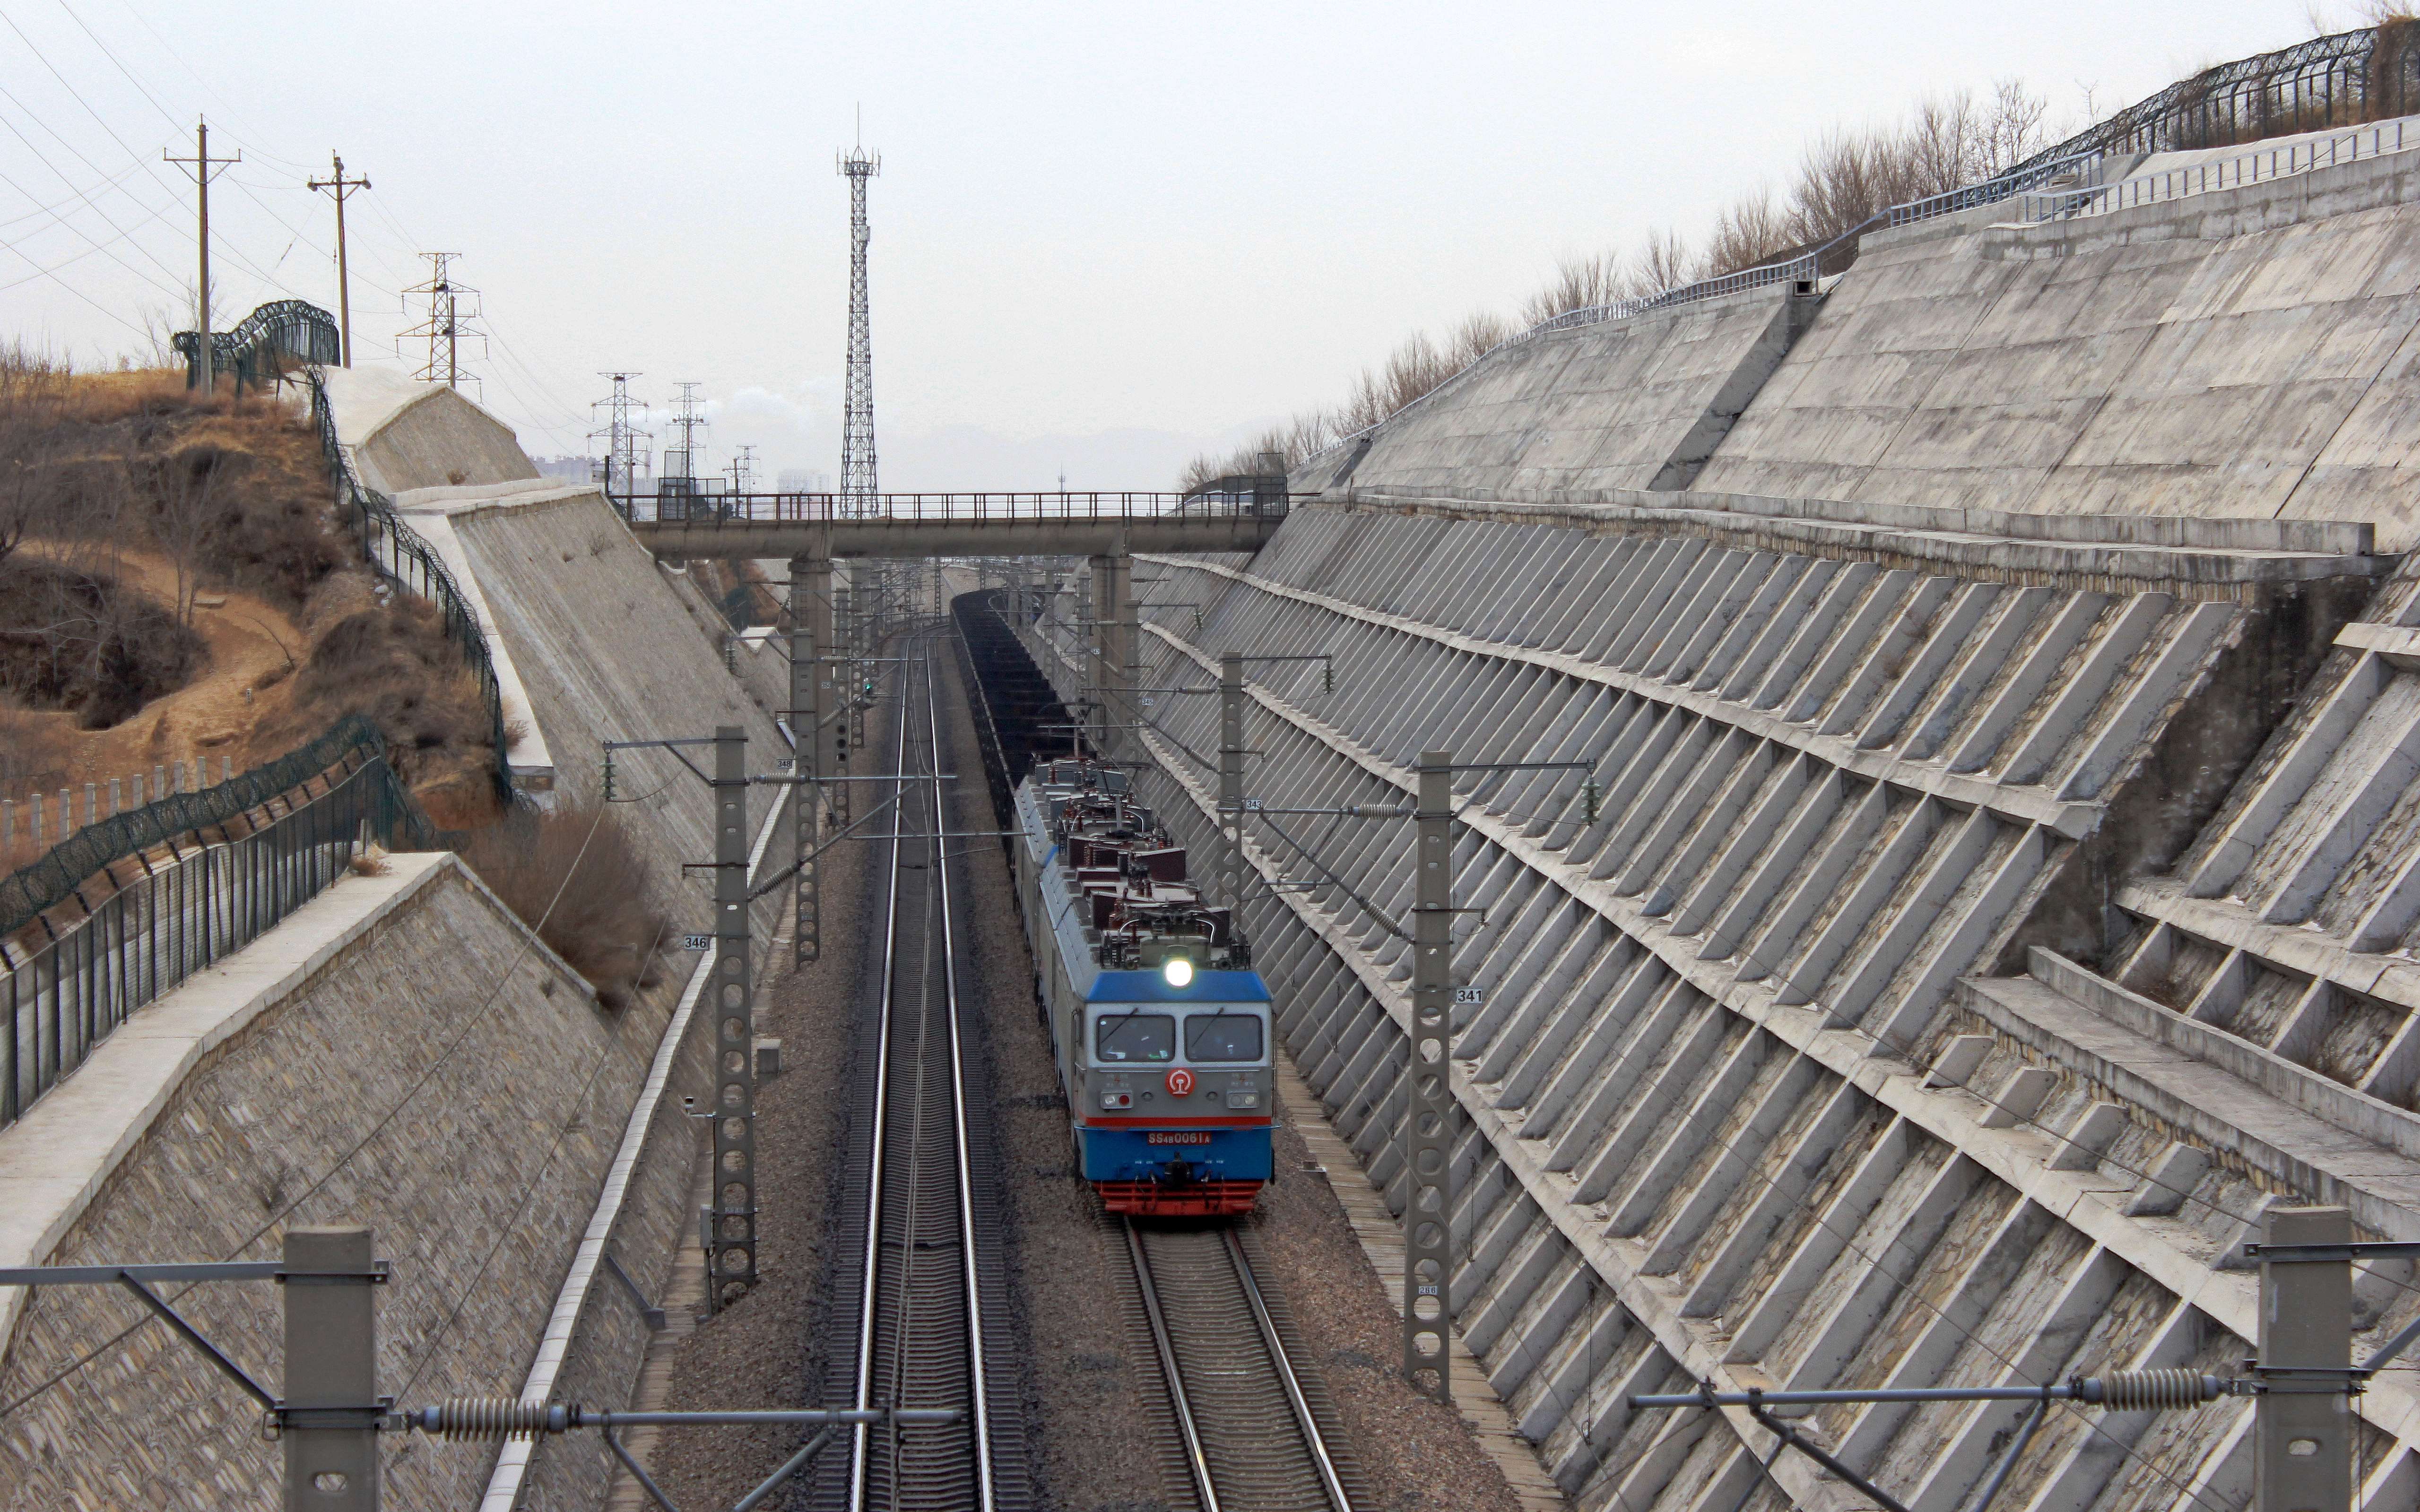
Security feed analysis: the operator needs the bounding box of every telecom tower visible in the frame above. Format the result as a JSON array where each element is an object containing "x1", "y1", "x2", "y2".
[
  {"x1": 838, "y1": 144, "x2": 880, "y2": 517},
  {"x1": 589, "y1": 372, "x2": 650, "y2": 514},
  {"x1": 402, "y1": 253, "x2": 483, "y2": 389}
]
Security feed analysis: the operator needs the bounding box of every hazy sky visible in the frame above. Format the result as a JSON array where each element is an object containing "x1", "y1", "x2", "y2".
[{"x1": 0, "y1": 1, "x2": 2359, "y2": 487}]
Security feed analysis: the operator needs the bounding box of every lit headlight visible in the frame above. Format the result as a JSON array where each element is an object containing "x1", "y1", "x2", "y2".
[
  {"x1": 1101, "y1": 1091, "x2": 1133, "y2": 1109},
  {"x1": 1163, "y1": 958, "x2": 1194, "y2": 988}
]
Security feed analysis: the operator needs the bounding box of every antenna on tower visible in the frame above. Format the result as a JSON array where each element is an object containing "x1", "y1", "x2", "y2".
[
  {"x1": 402, "y1": 252, "x2": 484, "y2": 392},
  {"x1": 837, "y1": 139, "x2": 880, "y2": 519},
  {"x1": 590, "y1": 372, "x2": 650, "y2": 518}
]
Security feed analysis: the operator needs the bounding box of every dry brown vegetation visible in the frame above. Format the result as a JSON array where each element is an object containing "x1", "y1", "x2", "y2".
[
  {"x1": 457, "y1": 799, "x2": 670, "y2": 1010},
  {"x1": 0, "y1": 346, "x2": 497, "y2": 828}
]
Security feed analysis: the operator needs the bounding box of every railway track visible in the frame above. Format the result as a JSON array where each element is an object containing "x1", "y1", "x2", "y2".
[
  {"x1": 809, "y1": 635, "x2": 1027, "y2": 1512},
  {"x1": 1124, "y1": 1218, "x2": 1365, "y2": 1512}
]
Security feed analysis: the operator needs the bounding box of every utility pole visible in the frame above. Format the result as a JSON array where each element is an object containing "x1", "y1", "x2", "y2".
[
  {"x1": 2257, "y1": 1206, "x2": 2353, "y2": 1512},
  {"x1": 793, "y1": 543, "x2": 833, "y2": 966},
  {"x1": 711, "y1": 726, "x2": 759, "y2": 1301},
  {"x1": 665, "y1": 382, "x2": 708, "y2": 494},
  {"x1": 307, "y1": 153, "x2": 370, "y2": 367},
  {"x1": 728, "y1": 443, "x2": 757, "y2": 496},
  {"x1": 1408, "y1": 750, "x2": 1455, "y2": 1404},
  {"x1": 164, "y1": 119, "x2": 239, "y2": 394},
  {"x1": 402, "y1": 253, "x2": 482, "y2": 390},
  {"x1": 837, "y1": 140, "x2": 880, "y2": 518},
  {"x1": 282, "y1": 1226, "x2": 378, "y2": 1512},
  {"x1": 1218, "y1": 652, "x2": 1244, "y2": 912}
]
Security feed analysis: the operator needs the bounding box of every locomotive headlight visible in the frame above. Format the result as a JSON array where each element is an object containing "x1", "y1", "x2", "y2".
[
  {"x1": 1229, "y1": 1092, "x2": 1259, "y2": 1108},
  {"x1": 1163, "y1": 957, "x2": 1194, "y2": 988}
]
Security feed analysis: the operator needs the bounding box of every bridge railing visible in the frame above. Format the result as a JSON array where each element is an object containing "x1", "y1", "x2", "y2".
[
  {"x1": 2019, "y1": 117, "x2": 2416, "y2": 220},
  {"x1": 621, "y1": 486, "x2": 1291, "y2": 528}
]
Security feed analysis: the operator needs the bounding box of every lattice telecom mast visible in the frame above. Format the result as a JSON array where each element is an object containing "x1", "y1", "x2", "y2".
[
  {"x1": 837, "y1": 143, "x2": 880, "y2": 516},
  {"x1": 589, "y1": 372, "x2": 649, "y2": 509},
  {"x1": 402, "y1": 252, "x2": 483, "y2": 389}
]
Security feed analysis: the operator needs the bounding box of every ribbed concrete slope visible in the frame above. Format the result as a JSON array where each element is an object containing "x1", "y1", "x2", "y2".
[
  {"x1": 1691, "y1": 150, "x2": 2420, "y2": 550},
  {"x1": 448, "y1": 489, "x2": 784, "y2": 898},
  {"x1": 1025, "y1": 501, "x2": 2419, "y2": 1511},
  {"x1": 1334, "y1": 286, "x2": 1814, "y2": 504}
]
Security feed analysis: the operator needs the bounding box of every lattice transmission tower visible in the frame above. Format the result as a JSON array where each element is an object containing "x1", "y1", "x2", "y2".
[
  {"x1": 837, "y1": 144, "x2": 880, "y2": 517},
  {"x1": 589, "y1": 372, "x2": 649, "y2": 513},
  {"x1": 402, "y1": 252, "x2": 483, "y2": 390}
]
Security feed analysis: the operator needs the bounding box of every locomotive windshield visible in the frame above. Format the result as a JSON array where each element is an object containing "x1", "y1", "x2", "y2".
[
  {"x1": 1095, "y1": 1012, "x2": 1175, "y2": 1062},
  {"x1": 1184, "y1": 1011, "x2": 1265, "y2": 1062}
]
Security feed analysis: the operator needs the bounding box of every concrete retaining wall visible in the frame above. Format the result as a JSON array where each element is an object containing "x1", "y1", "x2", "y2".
[
  {"x1": 321, "y1": 367, "x2": 542, "y2": 495},
  {"x1": 1029, "y1": 501, "x2": 2420, "y2": 1509},
  {"x1": 1335, "y1": 285, "x2": 1815, "y2": 505},
  {"x1": 1691, "y1": 147, "x2": 2420, "y2": 550},
  {"x1": 0, "y1": 855, "x2": 678, "y2": 1512}
]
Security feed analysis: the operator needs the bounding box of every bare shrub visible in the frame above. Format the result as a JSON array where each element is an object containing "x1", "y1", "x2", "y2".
[
  {"x1": 458, "y1": 799, "x2": 670, "y2": 1010},
  {"x1": 0, "y1": 558, "x2": 205, "y2": 727},
  {"x1": 1699, "y1": 185, "x2": 1796, "y2": 282},
  {"x1": 1628, "y1": 227, "x2": 1698, "y2": 295},
  {"x1": 1519, "y1": 253, "x2": 1624, "y2": 325},
  {"x1": 249, "y1": 595, "x2": 495, "y2": 793}
]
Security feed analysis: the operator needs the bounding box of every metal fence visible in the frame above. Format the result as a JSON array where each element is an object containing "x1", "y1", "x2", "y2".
[
  {"x1": 303, "y1": 367, "x2": 515, "y2": 800},
  {"x1": 2019, "y1": 23, "x2": 2420, "y2": 170},
  {"x1": 2, "y1": 742, "x2": 427, "y2": 1127}
]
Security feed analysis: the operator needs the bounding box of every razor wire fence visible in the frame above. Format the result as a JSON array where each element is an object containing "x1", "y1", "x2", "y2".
[{"x1": 2, "y1": 716, "x2": 433, "y2": 1127}]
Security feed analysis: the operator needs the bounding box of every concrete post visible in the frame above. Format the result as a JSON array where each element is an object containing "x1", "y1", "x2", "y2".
[
  {"x1": 791, "y1": 553, "x2": 833, "y2": 966},
  {"x1": 840, "y1": 562, "x2": 861, "y2": 832},
  {"x1": 1407, "y1": 750, "x2": 1454, "y2": 1404},
  {"x1": 2258, "y1": 1206, "x2": 2352, "y2": 1512},
  {"x1": 1088, "y1": 551, "x2": 1120, "y2": 756},
  {"x1": 711, "y1": 726, "x2": 758, "y2": 1302},
  {"x1": 1219, "y1": 652, "x2": 1244, "y2": 913},
  {"x1": 281, "y1": 1226, "x2": 376, "y2": 1512}
]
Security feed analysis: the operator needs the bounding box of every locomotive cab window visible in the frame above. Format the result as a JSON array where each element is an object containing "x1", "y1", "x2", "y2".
[
  {"x1": 1185, "y1": 1011, "x2": 1265, "y2": 1062},
  {"x1": 1095, "y1": 1011, "x2": 1175, "y2": 1063}
]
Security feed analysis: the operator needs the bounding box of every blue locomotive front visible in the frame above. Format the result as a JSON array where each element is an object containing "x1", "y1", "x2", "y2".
[{"x1": 1015, "y1": 760, "x2": 1274, "y2": 1216}]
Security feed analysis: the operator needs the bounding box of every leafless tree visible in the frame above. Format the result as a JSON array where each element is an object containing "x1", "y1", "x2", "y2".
[{"x1": 136, "y1": 443, "x2": 226, "y2": 627}]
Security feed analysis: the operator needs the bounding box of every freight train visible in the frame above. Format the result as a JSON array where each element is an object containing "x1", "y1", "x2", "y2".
[{"x1": 1014, "y1": 758, "x2": 1273, "y2": 1215}]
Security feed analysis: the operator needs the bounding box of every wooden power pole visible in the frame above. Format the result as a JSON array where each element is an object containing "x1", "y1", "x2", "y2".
[
  {"x1": 308, "y1": 153, "x2": 371, "y2": 367},
  {"x1": 164, "y1": 119, "x2": 239, "y2": 392}
]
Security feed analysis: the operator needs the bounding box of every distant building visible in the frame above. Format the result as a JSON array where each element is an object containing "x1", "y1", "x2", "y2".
[
  {"x1": 776, "y1": 468, "x2": 833, "y2": 493},
  {"x1": 532, "y1": 454, "x2": 598, "y2": 484}
]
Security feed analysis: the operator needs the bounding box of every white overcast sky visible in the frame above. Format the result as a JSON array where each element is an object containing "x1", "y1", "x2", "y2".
[{"x1": 0, "y1": 0, "x2": 2361, "y2": 487}]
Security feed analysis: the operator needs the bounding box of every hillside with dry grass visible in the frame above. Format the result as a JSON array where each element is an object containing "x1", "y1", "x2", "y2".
[{"x1": 0, "y1": 353, "x2": 501, "y2": 835}]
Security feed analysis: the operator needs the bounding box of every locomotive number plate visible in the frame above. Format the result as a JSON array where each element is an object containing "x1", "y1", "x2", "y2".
[{"x1": 1146, "y1": 1132, "x2": 1214, "y2": 1145}]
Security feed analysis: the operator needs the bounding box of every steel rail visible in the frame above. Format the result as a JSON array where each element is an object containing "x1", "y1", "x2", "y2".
[
  {"x1": 844, "y1": 644, "x2": 911, "y2": 1510},
  {"x1": 1222, "y1": 1229, "x2": 1354, "y2": 1512},
  {"x1": 1123, "y1": 1218, "x2": 1222, "y2": 1512},
  {"x1": 925, "y1": 639, "x2": 998, "y2": 1512}
]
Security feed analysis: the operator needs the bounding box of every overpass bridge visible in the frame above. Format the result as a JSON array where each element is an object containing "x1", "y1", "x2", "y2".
[{"x1": 622, "y1": 484, "x2": 1288, "y2": 560}]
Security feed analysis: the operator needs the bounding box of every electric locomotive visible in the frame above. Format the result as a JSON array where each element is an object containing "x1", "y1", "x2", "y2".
[{"x1": 1014, "y1": 759, "x2": 1273, "y2": 1216}]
